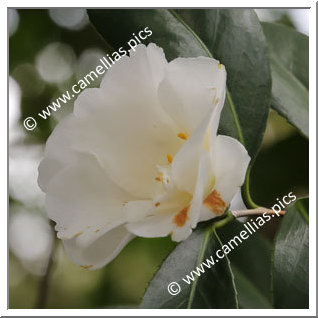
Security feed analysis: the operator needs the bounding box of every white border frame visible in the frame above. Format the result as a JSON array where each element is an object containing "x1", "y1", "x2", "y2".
[{"x1": 3, "y1": 1, "x2": 316, "y2": 316}]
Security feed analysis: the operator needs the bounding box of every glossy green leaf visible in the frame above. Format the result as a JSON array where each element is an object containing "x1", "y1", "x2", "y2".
[
  {"x1": 217, "y1": 219, "x2": 272, "y2": 308},
  {"x1": 272, "y1": 198, "x2": 309, "y2": 308},
  {"x1": 87, "y1": 9, "x2": 206, "y2": 61},
  {"x1": 262, "y1": 22, "x2": 309, "y2": 137},
  {"x1": 87, "y1": 9, "x2": 271, "y2": 160},
  {"x1": 231, "y1": 266, "x2": 272, "y2": 309},
  {"x1": 141, "y1": 223, "x2": 238, "y2": 309}
]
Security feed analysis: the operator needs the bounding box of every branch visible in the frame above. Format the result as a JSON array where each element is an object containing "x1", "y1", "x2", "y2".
[
  {"x1": 231, "y1": 207, "x2": 286, "y2": 218},
  {"x1": 36, "y1": 221, "x2": 57, "y2": 309}
]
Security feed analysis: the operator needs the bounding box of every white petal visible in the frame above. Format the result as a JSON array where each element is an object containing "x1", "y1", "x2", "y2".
[
  {"x1": 162, "y1": 58, "x2": 226, "y2": 195},
  {"x1": 189, "y1": 151, "x2": 210, "y2": 228},
  {"x1": 38, "y1": 157, "x2": 64, "y2": 192},
  {"x1": 126, "y1": 152, "x2": 209, "y2": 242},
  {"x1": 45, "y1": 152, "x2": 135, "y2": 243},
  {"x1": 38, "y1": 114, "x2": 82, "y2": 191},
  {"x1": 200, "y1": 135, "x2": 250, "y2": 219},
  {"x1": 171, "y1": 151, "x2": 208, "y2": 242},
  {"x1": 213, "y1": 135, "x2": 250, "y2": 203},
  {"x1": 100, "y1": 43, "x2": 167, "y2": 98},
  {"x1": 41, "y1": 44, "x2": 182, "y2": 199},
  {"x1": 159, "y1": 56, "x2": 226, "y2": 134},
  {"x1": 63, "y1": 225, "x2": 134, "y2": 270},
  {"x1": 88, "y1": 45, "x2": 181, "y2": 198},
  {"x1": 126, "y1": 213, "x2": 175, "y2": 238},
  {"x1": 123, "y1": 200, "x2": 154, "y2": 223},
  {"x1": 171, "y1": 101, "x2": 220, "y2": 195},
  {"x1": 199, "y1": 206, "x2": 217, "y2": 222},
  {"x1": 171, "y1": 227, "x2": 192, "y2": 243}
]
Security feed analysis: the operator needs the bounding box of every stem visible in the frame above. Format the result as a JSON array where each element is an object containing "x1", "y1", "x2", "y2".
[
  {"x1": 213, "y1": 211, "x2": 234, "y2": 230},
  {"x1": 36, "y1": 222, "x2": 57, "y2": 309},
  {"x1": 226, "y1": 91, "x2": 245, "y2": 145},
  {"x1": 231, "y1": 207, "x2": 286, "y2": 218},
  {"x1": 242, "y1": 166, "x2": 259, "y2": 209}
]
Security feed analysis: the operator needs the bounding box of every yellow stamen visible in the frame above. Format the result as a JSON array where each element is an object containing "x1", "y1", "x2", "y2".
[
  {"x1": 177, "y1": 132, "x2": 188, "y2": 140},
  {"x1": 218, "y1": 63, "x2": 222, "y2": 69},
  {"x1": 167, "y1": 154, "x2": 173, "y2": 164},
  {"x1": 73, "y1": 232, "x2": 83, "y2": 238}
]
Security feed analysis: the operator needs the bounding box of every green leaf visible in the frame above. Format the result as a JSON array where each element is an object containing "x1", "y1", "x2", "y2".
[
  {"x1": 87, "y1": 9, "x2": 271, "y2": 160},
  {"x1": 231, "y1": 265, "x2": 273, "y2": 309},
  {"x1": 87, "y1": 9, "x2": 206, "y2": 61},
  {"x1": 217, "y1": 219, "x2": 273, "y2": 308},
  {"x1": 272, "y1": 198, "x2": 309, "y2": 308},
  {"x1": 141, "y1": 222, "x2": 238, "y2": 309},
  {"x1": 262, "y1": 22, "x2": 309, "y2": 137}
]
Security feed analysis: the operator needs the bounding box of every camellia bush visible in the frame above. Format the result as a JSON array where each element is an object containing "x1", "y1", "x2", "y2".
[{"x1": 12, "y1": 8, "x2": 309, "y2": 310}]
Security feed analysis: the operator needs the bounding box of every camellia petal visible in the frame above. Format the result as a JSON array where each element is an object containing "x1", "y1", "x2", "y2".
[
  {"x1": 41, "y1": 45, "x2": 183, "y2": 199},
  {"x1": 127, "y1": 151, "x2": 209, "y2": 242},
  {"x1": 84, "y1": 44, "x2": 183, "y2": 198},
  {"x1": 45, "y1": 152, "x2": 135, "y2": 243},
  {"x1": 63, "y1": 225, "x2": 134, "y2": 270},
  {"x1": 126, "y1": 213, "x2": 176, "y2": 238},
  {"x1": 170, "y1": 98, "x2": 223, "y2": 195},
  {"x1": 211, "y1": 135, "x2": 251, "y2": 204},
  {"x1": 123, "y1": 200, "x2": 154, "y2": 223},
  {"x1": 38, "y1": 157, "x2": 65, "y2": 192},
  {"x1": 158, "y1": 57, "x2": 226, "y2": 195},
  {"x1": 171, "y1": 151, "x2": 209, "y2": 242},
  {"x1": 158, "y1": 56, "x2": 226, "y2": 135},
  {"x1": 200, "y1": 135, "x2": 251, "y2": 220}
]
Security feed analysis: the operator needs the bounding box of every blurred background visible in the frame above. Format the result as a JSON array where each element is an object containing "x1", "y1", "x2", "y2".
[{"x1": 9, "y1": 8, "x2": 309, "y2": 309}]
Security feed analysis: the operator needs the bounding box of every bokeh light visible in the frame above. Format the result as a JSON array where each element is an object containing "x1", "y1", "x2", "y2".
[
  {"x1": 9, "y1": 142, "x2": 45, "y2": 207},
  {"x1": 9, "y1": 210, "x2": 53, "y2": 275},
  {"x1": 255, "y1": 9, "x2": 309, "y2": 35},
  {"x1": 9, "y1": 77, "x2": 22, "y2": 144},
  {"x1": 48, "y1": 8, "x2": 88, "y2": 30},
  {"x1": 35, "y1": 42, "x2": 76, "y2": 84},
  {"x1": 9, "y1": 9, "x2": 20, "y2": 37}
]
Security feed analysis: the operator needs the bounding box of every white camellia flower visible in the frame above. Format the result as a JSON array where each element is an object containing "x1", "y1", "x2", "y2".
[{"x1": 38, "y1": 43, "x2": 250, "y2": 270}]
